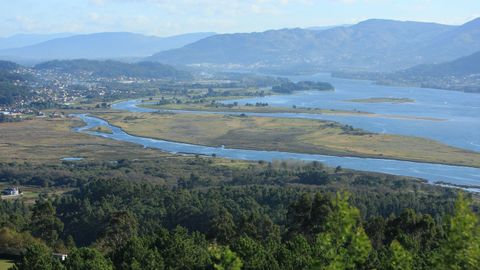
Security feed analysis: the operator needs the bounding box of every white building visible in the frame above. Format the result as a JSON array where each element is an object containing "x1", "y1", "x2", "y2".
[{"x1": 1, "y1": 187, "x2": 20, "y2": 196}]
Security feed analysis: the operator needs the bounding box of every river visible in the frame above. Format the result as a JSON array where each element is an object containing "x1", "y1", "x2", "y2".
[{"x1": 72, "y1": 74, "x2": 480, "y2": 189}]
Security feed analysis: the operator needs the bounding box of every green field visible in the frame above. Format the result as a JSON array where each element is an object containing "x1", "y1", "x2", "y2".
[
  {"x1": 0, "y1": 259, "x2": 14, "y2": 270},
  {"x1": 0, "y1": 183, "x2": 72, "y2": 204},
  {"x1": 94, "y1": 111, "x2": 480, "y2": 168}
]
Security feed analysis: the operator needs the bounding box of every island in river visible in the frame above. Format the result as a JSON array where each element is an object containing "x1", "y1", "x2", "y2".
[
  {"x1": 93, "y1": 111, "x2": 480, "y2": 168},
  {"x1": 85, "y1": 125, "x2": 113, "y2": 134},
  {"x1": 346, "y1": 97, "x2": 415, "y2": 103},
  {"x1": 140, "y1": 102, "x2": 443, "y2": 122}
]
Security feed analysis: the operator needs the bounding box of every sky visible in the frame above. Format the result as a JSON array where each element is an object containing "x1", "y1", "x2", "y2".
[{"x1": 1, "y1": 0, "x2": 479, "y2": 37}]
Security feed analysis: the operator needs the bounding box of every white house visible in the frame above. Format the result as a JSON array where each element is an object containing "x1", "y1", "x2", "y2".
[
  {"x1": 53, "y1": 253, "x2": 68, "y2": 261},
  {"x1": 1, "y1": 187, "x2": 20, "y2": 196}
]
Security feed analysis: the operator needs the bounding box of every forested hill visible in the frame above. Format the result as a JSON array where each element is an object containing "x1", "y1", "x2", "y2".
[
  {"x1": 333, "y1": 50, "x2": 480, "y2": 92},
  {"x1": 401, "y1": 50, "x2": 480, "y2": 76},
  {"x1": 35, "y1": 59, "x2": 192, "y2": 80},
  {"x1": 0, "y1": 60, "x2": 20, "y2": 71},
  {"x1": 0, "y1": 60, "x2": 31, "y2": 106}
]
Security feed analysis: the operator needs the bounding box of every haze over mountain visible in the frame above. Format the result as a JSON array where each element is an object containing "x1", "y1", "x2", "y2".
[
  {"x1": 2, "y1": 18, "x2": 479, "y2": 73},
  {"x1": 148, "y1": 18, "x2": 480, "y2": 72},
  {"x1": 401, "y1": 50, "x2": 480, "y2": 77},
  {"x1": 417, "y1": 18, "x2": 480, "y2": 63},
  {"x1": 0, "y1": 32, "x2": 215, "y2": 62},
  {"x1": 0, "y1": 33, "x2": 75, "y2": 50},
  {"x1": 306, "y1": 24, "x2": 352, "y2": 31},
  {"x1": 34, "y1": 59, "x2": 192, "y2": 80},
  {"x1": 335, "y1": 49, "x2": 480, "y2": 93}
]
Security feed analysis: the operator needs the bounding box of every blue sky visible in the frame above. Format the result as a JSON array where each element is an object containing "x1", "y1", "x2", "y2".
[{"x1": 2, "y1": 0, "x2": 479, "y2": 37}]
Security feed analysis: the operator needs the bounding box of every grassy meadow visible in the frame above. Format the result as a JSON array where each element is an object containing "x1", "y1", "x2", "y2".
[{"x1": 0, "y1": 117, "x2": 172, "y2": 163}]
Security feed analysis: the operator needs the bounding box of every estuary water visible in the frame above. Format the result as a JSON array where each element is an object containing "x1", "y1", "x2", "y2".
[
  {"x1": 225, "y1": 73, "x2": 480, "y2": 152},
  {"x1": 73, "y1": 74, "x2": 480, "y2": 188}
]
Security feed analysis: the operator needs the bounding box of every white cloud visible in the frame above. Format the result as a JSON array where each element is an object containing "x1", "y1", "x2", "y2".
[{"x1": 0, "y1": 0, "x2": 478, "y2": 37}]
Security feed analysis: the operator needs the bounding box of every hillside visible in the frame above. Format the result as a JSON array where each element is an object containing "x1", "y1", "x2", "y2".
[
  {"x1": 402, "y1": 50, "x2": 480, "y2": 76},
  {"x1": 418, "y1": 18, "x2": 480, "y2": 62},
  {"x1": 0, "y1": 60, "x2": 20, "y2": 71},
  {"x1": 384, "y1": 50, "x2": 480, "y2": 92},
  {"x1": 148, "y1": 18, "x2": 480, "y2": 72},
  {"x1": 0, "y1": 32, "x2": 214, "y2": 60},
  {"x1": 35, "y1": 59, "x2": 192, "y2": 80},
  {"x1": 0, "y1": 61, "x2": 31, "y2": 106},
  {"x1": 335, "y1": 51, "x2": 480, "y2": 92}
]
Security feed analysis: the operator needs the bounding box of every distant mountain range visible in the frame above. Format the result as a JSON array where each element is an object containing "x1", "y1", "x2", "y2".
[
  {"x1": 1, "y1": 18, "x2": 479, "y2": 73},
  {"x1": 0, "y1": 33, "x2": 75, "y2": 50},
  {"x1": 0, "y1": 32, "x2": 215, "y2": 62},
  {"x1": 148, "y1": 18, "x2": 480, "y2": 72}
]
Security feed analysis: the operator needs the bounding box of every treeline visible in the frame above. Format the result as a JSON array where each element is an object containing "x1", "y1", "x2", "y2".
[
  {"x1": 35, "y1": 60, "x2": 192, "y2": 80},
  {"x1": 0, "y1": 113, "x2": 22, "y2": 123},
  {"x1": 0, "y1": 158, "x2": 478, "y2": 269},
  {"x1": 272, "y1": 81, "x2": 334, "y2": 94}
]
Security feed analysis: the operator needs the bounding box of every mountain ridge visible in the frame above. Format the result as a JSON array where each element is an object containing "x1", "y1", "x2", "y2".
[
  {"x1": 147, "y1": 18, "x2": 479, "y2": 72},
  {"x1": 0, "y1": 33, "x2": 75, "y2": 50},
  {"x1": 0, "y1": 32, "x2": 215, "y2": 61}
]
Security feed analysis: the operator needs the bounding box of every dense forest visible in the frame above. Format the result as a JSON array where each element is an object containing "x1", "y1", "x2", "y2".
[
  {"x1": 34, "y1": 60, "x2": 192, "y2": 80},
  {"x1": 0, "y1": 158, "x2": 478, "y2": 269}
]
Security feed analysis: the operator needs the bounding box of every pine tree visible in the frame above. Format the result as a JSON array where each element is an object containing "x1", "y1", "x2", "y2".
[
  {"x1": 388, "y1": 240, "x2": 413, "y2": 270},
  {"x1": 209, "y1": 244, "x2": 243, "y2": 270},
  {"x1": 431, "y1": 193, "x2": 480, "y2": 269},
  {"x1": 311, "y1": 192, "x2": 372, "y2": 270}
]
